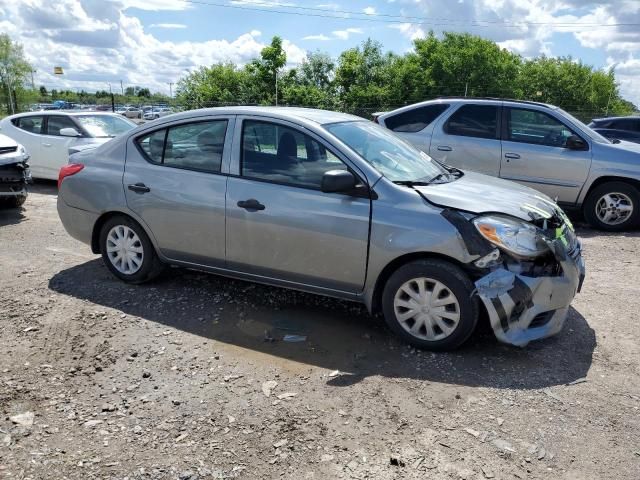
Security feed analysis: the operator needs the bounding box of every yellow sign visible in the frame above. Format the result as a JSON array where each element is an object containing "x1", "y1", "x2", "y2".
[{"x1": 54, "y1": 66, "x2": 64, "y2": 75}]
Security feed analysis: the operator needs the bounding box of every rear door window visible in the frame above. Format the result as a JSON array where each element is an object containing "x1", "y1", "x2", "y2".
[
  {"x1": 136, "y1": 120, "x2": 228, "y2": 173},
  {"x1": 384, "y1": 104, "x2": 449, "y2": 132},
  {"x1": 444, "y1": 105, "x2": 499, "y2": 139},
  {"x1": 12, "y1": 116, "x2": 44, "y2": 134}
]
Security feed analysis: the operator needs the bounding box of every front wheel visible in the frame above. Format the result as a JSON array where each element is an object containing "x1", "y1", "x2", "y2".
[
  {"x1": 0, "y1": 195, "x2": 27, "y2": 208},
  {"x1": 583, "y1": 181, "x2": 640, "y2": 231},
  {"x1": 99, "y1": 215, "x2": 164, "y2": 284},
  {"x1": 381, "y1": 259, "x2": 479, "y2": 351}
]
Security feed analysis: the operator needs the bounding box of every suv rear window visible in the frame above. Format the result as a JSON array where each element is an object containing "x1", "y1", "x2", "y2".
[
  {"x1": 11, "y1": 116, "x2": 44, "y2": 134},
  {"x1": 384, "y1": 104, "x2": 449, "y2": 133},
  {"x1": 444, "y1": 105, "x2": 499, "y2": 139}
]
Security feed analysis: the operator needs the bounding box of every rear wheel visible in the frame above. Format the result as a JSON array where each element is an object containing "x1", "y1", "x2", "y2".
[
  {"x1": 99, "y1": 215, "x2": 164, "y2": 284},
  {"x1": 381, "y1": 259, "x2": 478, "y2": 351},
  {"x1": 583, "y1": 181, "x2": 640, "y2": 231}
]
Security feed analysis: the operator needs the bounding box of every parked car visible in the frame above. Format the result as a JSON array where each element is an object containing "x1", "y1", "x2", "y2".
[
  {"x1": 0, "y1": 112, "x2": 136, "y2": 180},
  {"x1": 375, "y1": 99, "x2": 640, "y2": 231},
  {"x1": 588, "y1": 116, "x2": 640, "y2": 144},
  {"x1": 143, "y1": 107, "x2": 172, "y2": 120},
  {"x1": 117, "y1": 106, "x2": 142, "y2": 119},
  {"x1": 0, "y1": 133, "x2": 31, "y2": 208},
  {"x1": 57, "y1": 107, "x2": 584, "y2": 351}
]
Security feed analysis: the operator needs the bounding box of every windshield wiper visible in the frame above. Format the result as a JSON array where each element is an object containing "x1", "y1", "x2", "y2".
[
  {"x1": 393, "y1": 180, "x2": 431, "y2": 186},
  {"x1": 427, "y1": 172, "x2": 452, "y2": 183}
]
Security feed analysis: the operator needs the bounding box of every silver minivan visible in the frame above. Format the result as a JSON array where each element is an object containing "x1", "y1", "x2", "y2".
[
  {"x1": 376, "y1": 98, "x2": 640, "y2": 231},
  {"x1": 57, "y1": 107, "x2": 585, "y2": 351}
]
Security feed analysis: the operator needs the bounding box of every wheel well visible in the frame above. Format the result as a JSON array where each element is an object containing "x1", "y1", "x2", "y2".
[
  {"x1": 91, "y1": 211, "x2": 136, "y2": 254},
  {"x1": 584, "y1": 176, "x2": 640, "y2": 205},
  {"x1": 370, "y1": 252, "x2": 470, "y2": 315}
]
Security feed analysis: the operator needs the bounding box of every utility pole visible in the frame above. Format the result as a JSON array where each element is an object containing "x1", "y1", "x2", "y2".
[
  {"x1": 275, "y1": 70, "x2": 278, "y2": 107},
  {"x1": 30, "y1": 69, "x2": 36, "y2": 90},
  {"x1": 168, "y1": 82, "x2": 173, "y2": 97},
  {"x1": 120, "y1": 80, "x2": 124, "y2": 95},
  {"x1": 464, "y1": 82, "x2": 468, "y2": 97}
]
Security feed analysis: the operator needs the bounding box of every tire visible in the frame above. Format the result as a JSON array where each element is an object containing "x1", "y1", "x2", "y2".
[
  {"x1": 99, "y1": 215, "x2": 164, "y2": 284},
  {"x1": 583, "y1": 181, "x2": 640, "y2": 231},
  {"x1": 381, "y1": 259, "x2": 479, "y2": 351},
  {"x1": 0, "y1": 195, "x2": 27, "y2": 208}
]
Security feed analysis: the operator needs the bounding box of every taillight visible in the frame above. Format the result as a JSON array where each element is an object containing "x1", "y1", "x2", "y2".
[{"x1": 58, "y1": 163, "x2": 84, "y2": 189}]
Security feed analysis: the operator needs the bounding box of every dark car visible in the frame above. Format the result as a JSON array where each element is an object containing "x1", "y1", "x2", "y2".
[{"x1": 589, "y1": 116, "x2": 640, "y2": 144}]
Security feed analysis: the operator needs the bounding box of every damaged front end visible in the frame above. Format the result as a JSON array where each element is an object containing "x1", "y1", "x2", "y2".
[
  {"x1": 0, "y1": 142, "x2": 31, "y2": 205},
  {"x1": 445, "y1": 207, "x2": 585, "y2": 347}
]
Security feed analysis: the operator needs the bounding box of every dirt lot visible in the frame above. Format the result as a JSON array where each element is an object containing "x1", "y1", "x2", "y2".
[{"x1": 1, "y1": 183, "x2": 639, "y2": 480}]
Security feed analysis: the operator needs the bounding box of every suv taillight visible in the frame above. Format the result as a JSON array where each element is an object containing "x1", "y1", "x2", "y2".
[{"x1": 58, "y1": 163, "x2": 84, "y2": 189}]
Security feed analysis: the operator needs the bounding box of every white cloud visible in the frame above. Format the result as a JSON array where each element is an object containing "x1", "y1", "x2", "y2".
[
  {"x1": 303, "y1": 34, "x2": 332, "y2": 41},
  {"x1": 0, "y1": 0, "x2": 308, "y2": 95},
  {"x1": 332, "y1": 27, "x2": 363, "y2": 40},
  {"x1": 363, "y1": 6, "x2": 376, "y2": 15},
  {"x1": 149, "y1": 23, "x2": 187, "y2": 29}
]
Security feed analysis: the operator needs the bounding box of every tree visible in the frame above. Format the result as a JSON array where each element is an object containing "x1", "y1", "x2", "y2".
[
  {"x1": 39, "y1": 85, "x2": 47, "y2": 96},
  {"x1": 0, "y1": 34, "x2": 32, "y2": 113},
  {"x1": 137, "y1": 88, "x2": 151, "y2": 98},
  {"x1": 518, "y1": 57, "x2": 634, "y2": 120},
  {"x1": 176, "y1": 63, "x2": 250, "y2": 109},
  {"x1": 247, "y1": 36, "x2": 287, "y2": 104},
  {"x1": 335, "y1": 39, "x2": 395, "y2": 114},
  {"x1": 412, "y1": 32, "x2": 521, "y2": 99}
]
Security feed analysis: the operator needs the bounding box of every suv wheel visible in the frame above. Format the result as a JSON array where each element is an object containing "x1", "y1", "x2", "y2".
[
  {"x1": 381, "y1": 259, "x2": 478, "y2": 351},
  {"x1": 583, "y1": 181, "x2": 640, "y2": 231},
  {"x1": 99, "y1": 215, "x2": 164, "y2": 284}
]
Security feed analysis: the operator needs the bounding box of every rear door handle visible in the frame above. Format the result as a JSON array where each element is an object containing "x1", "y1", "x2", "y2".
[
  {"x1": 42, "y1": 143, "x2": 52, "y2": 147},
  {"x1": 437, "y1": 145, "x2": 452, "y2": 151},
  {"x1": 504, "y1": 153, "x2": 521, "y2": 159},
  {"x1": 128, "y1": 183, "x2": 150, "y2": 194},
  {"x1": 237, "y1": 199, "x2": 265, "y2": 211}
]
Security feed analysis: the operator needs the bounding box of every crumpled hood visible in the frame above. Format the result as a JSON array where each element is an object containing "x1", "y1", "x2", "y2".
[
  {"x1": 607, "y1": 139, "x2": 640, "y2": 154},
  {"x1": 414, "y1": 170, "x2": 560, "y2": 221},
  {"x1": 0, "y1": 133, "x2": 28, "y2": 167}
]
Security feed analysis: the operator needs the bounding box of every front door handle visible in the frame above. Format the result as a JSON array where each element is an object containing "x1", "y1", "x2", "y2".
[
  {"x1": 42, "y1": 143, "x2": 52, "y2": 147},
  {"x1": 237, "y1": 199, "x2": 265, "y2": 211},
  {"x1": 437, "y1": 145, "x2": 452, "y2": 152},
  {"x1": 504, "y1": 153, "x2": 521, "y2": 160},
  {"x1": 128, "y1": 183, "x2": 150, "y2": 194}
]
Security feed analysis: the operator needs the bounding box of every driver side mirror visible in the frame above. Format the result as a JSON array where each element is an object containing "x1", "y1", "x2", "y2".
[
  {"x1": 565, "y1": 134, "x2": 588, "y2": 151},
  {"x1": 59, "y1": 127, "x2": 82, "y2": 137},
  {"x1": 321, "y1": 170, "x2": 357, "y2": 194}
]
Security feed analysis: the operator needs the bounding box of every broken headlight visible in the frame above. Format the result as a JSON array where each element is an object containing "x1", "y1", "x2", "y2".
[{"x1": 472, "y1": 215, "x2": 549, "y2": 259}]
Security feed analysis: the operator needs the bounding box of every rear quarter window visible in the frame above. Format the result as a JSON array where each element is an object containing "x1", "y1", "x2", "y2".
[{"x1": 384, "y1": 104, "x2": 449, "y2": 133}]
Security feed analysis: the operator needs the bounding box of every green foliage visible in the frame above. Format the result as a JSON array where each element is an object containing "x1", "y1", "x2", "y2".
[{"x1": 0, "y1": 33, "x2": 33, "y2": 113}]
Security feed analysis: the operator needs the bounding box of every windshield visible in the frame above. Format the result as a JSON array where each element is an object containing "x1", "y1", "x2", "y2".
[
  {"x1": 557, "y1": 108, "x2": 612, "y2": 144},
  {"x1": 324, "y1": 121, "x2": 447, "y2": 182},
  {"x1": 75, "y1": 115, "x2": 135, "y2": 138}
]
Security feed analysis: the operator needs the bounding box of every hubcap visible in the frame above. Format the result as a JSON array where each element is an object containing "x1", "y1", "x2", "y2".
[
  {"x1": 595, "y1": 192, "x2": 633, "y2": 226},
  {"x1": 393, "y1": 277, "x2": 461, "y2": 341},
  {"x1": 106, "y1": 225, "x2": 144, "y2": 275}
]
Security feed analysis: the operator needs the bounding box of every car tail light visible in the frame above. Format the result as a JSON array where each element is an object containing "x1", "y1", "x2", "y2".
[{"x1": 58, "y1": 163, "x2": 84, "y2": 189}]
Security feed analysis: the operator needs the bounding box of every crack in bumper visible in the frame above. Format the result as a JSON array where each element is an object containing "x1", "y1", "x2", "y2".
[{"x1": 474, "y1": 239, "x2": 585, "y2": 347}]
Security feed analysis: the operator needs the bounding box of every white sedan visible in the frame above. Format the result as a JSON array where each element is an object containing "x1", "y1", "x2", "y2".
[
  {"x1": 0, "y1": 112, "x2": 136, "y2": 180},
  {"x1": 143, "y1": 107, "x2": 172, "y2": 121}
]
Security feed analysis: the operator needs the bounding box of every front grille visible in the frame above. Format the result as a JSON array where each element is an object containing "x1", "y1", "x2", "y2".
[
  {"x1": 0, "y1": 145, "x2": 18, "y2": 154},
  {"x1": 529, "y1": 311, "x2": 555, "y2": 329}
]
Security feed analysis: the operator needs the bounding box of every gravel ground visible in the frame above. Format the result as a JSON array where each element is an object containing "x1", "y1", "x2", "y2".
[{"x1": 1, "y1": 183, "x2": 639, "y2": 480}]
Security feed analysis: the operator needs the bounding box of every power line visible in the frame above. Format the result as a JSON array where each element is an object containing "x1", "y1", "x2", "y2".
[{"x1": 178, "y1": 0, "x2": 640, "y2": 28}]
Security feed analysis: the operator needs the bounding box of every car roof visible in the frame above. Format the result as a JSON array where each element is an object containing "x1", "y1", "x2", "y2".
[
  {"x1": 591, "y1": 116, "x2": 640, "y2": 122},
  {"x1": 381, "y1": 97, "x2": 559, "y2": 117},
  {"x1": 6, "y1": 111, "x2": 124, "y2": 119},
  {"x1": 159, "y1": 106, "x2": 362, "y2": 125}
]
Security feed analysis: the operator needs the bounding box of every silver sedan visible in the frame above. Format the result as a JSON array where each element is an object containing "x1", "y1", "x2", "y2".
[{"x1": 57, "y1": 107, "x2": 584, "y2": 351}]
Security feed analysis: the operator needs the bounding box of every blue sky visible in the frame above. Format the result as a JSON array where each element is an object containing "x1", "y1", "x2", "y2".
[{"x1": 0, "y1": 0, "x2": 638, "y2": 105}]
